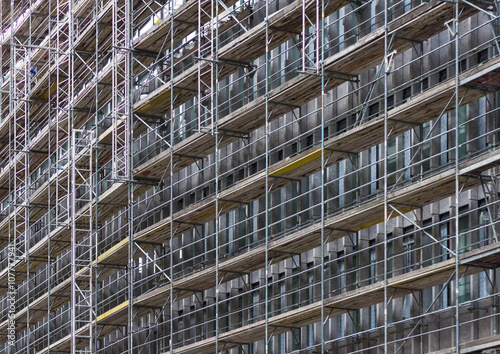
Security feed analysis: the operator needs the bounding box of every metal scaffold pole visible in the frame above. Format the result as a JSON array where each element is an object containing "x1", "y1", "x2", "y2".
[
  {"x1": 112, "y1": 0, "x2": 133, "y2": 181},
  {"x1": 320, "y1": 0, "x2": 326, "y2": 351},
  {"x1": 213, "y1": 1, "x2": 221, "y2": 352},
  {"x1": 264, "y1": 1, "x2": 270, "y2": 352},
  {"x1": 46, "y1": 0, "x2": 54, "y2": 349},
  {"x1": 7, "y1": 0, "x2": 23, "y2": 351},
  {"x1": 69, "y1": 0, "x2": 98, "y2": 351},
  {"x1": 93, "y1": 0, "x2": 100, "y2": 348},
  {"x1": 383, "y1": 0, "x2": 389, "y2": 350},
  {"x1": 169, "y1": 0, "x2": 175, "y2": 351},
  {"x1": 70, "y1": 0, "x2": 77, "y2": 346},
  {"x1": 454, "y1": 0, "x2": 461, "y2": 351},
  {"x1": 124, "y1": 0, "x2": 134, "y2": 351}
]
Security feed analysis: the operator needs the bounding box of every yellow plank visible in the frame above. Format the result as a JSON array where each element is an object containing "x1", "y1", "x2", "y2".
[
  {"x1": 270, "y1": 148, "x2": 322, "y2": 177},
  {"x1": 96, "y1": 300, "x2": 129, "y2": 322},
  {"x1": 97, "y1": 238, "x2": 128, "y2": 263},
  {"x1": 40, "y1": 77, "x2": 64, "y2": 100}
]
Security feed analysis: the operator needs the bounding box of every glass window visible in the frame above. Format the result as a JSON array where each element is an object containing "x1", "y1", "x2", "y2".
[
  {"x1": 458, "y1": 106, "x2": 467, "y2": 158},
  {"x1": 459, "y1": 214, "x2": 469, "y2": 254},
  {"x1": 459, "y1": 275, "x2": 471, "y2": 304}
]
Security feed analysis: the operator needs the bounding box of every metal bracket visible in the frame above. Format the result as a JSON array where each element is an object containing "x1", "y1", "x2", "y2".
[
  {"x1": 385, "y1": 50, "x2": 397, "y2": 73},
  {"x1": 445, "y1": 19, "x2": 457, "y2": 37}
]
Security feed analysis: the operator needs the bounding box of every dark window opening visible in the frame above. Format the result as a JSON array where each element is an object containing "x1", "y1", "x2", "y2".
[
  {"x1": 422, "y1": 78, "x2": 428, "y2": 90},
  {"x1": 478, "y1": 49, "x2": 488, "y2": 64},
  {"x1": 336, "y1": 118, "x2": 347, "y2": 133},
  {"x1": 250, "y1": 162, "x2": 257, "y2": 175},
  {"x1": 368, "y1": 102, "x2": 379, "y2": 118},
  {"x1": 460, "y1": 59, "x2": 467, "y2": 73},
  {"x1": 226, "y1": 174, "x2": 233, "y2": 187},
  {"x1": 306, "y1": 134, "x2": 313, "y2": 147},
  {"x1": 277, "y1": 149, "x2": 283, "y2": 161},
  {"x1": 438, "y1": 69, "x2": 447, "y2": 82},
  {"x1": 402, "y1": 87, "x2": 411, "y2": 101},
  {"x1": 387, "y1": 95, "x2": 394, "y2": 110},
  {"x1": 237, "y1": 168, "x2": 245, "y2": 181}
]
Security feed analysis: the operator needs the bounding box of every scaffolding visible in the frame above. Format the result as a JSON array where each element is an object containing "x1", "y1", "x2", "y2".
[{"x1": 0, "y1": 0, "x2": 500, "y2": 353}]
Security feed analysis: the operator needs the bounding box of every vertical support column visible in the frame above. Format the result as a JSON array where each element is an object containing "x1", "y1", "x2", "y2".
[
  {"x1": 68, "y1": 0, "x2": 79, "y2": 351},
  {"x1": 383, "y1": 0, "x2": 390, "y2": 350},
  {"x1": 212, "y1": 1, "x2": 221, "y2": 351},
  {"x1": 8, "y1": 0, "x2": 33, "y2": 350},
  {"x1": 7, "y1": 1, "x2": 19, "y2": 350},
  {"x1": 46, "y1": 0, "x2": 55, "y2": 349},
  {"x1": 9, "y1": 7, "x2": 28, "y2": 270},
  {"x1": 25, "y1": 4, "x2": 33, "y2": 351},
  {"x1": 69, "y1": 0, "x2": 102, "y2": 349},
  {"x1": 53, "y1": 0, "x2": 71, "y2": 234},
  {"x1": 195, "y1": 1, "x2": 221, "y2": 350},
  {"x1": 169, "y1": 0, "x2": 176, "y2": 351},
  {"x1": 92, "y1": 0, "x2": 100, "y2": 348},
  {"x1": 264, "y1": 1, "x2": 271, "y2": 352},
  {"x1": 454, "y1": 0, "x2": 461, "y2": 351},
  {"x1": 124, "y1": 0, "x2": 134, "y2": 352},
  {"x1": 302, "y1": 0, "x2": 321, "y2": 73},
  {"x1": 10, "y1": 6, "x2": 30, "y2": 265},
  {"x1": 70, "y1": 127, "x2": 95, "y2": 353},
  {"x1": 198, "y1": 0, "x2": 216, "y2": 133},
  {"x1": 111, "y1": 0, "x2": 132, "y2": 180},
  {"x1": 319, "y1": 0, "x2": 326, "y2": 351}
]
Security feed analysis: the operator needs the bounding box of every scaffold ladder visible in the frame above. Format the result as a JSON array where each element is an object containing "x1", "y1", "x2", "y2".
[{"x1": 71, "y1": 129, "x2": 96, "y2": 353}]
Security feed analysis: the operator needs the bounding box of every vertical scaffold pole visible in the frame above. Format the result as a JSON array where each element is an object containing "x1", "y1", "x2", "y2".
[
  {"x1": 320, "y1": 0, "x2": 326, "y2": 352},
  {"x1": 7, "y1": 0, "x2": 16, "y2": 350},
  {"x1": 454, "y1": 0, "x2": 461, "y2": 351},
  {"x1": 46, "y1": 0, "x2": 54, "y2": 349},
  {"x1": 126, "y1": 0, "x2": 134, "y2": 351},
  {"x1": 69, "y1": 0, "x2": 76, "y2": 350},
  {"x1": 213, "y1": 0, "x2": 221, "y2": 351},
  {"x1": 383, "y1": 0, "x2": 389, "y2": 350},
  {"x1": 169, "y1": 1, "x2": 175, "y2": 352},
  {"x1": 264, "y1": 1, "x2": 270, "y2": 352}
]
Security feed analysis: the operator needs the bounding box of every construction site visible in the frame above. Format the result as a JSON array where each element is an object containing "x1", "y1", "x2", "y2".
[{"x1": 1, "y1": 0, "x2": 500, "y2": 352}]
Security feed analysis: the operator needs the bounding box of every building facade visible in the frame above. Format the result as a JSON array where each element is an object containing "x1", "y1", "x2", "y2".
[{"x1": 0, "y1": 0, "x2": 500, "y2": 352}]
